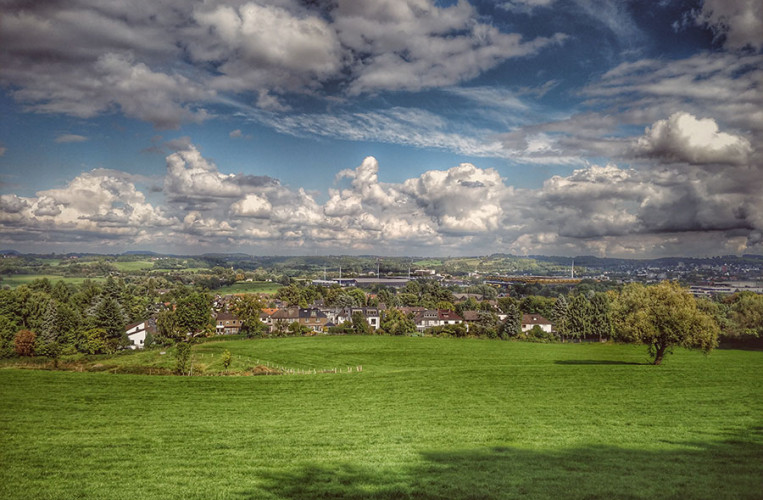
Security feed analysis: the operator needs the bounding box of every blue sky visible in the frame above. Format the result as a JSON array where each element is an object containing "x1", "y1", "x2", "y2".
[{"x1": 0, "y1": 0, "x2": 761, "y2": 257}]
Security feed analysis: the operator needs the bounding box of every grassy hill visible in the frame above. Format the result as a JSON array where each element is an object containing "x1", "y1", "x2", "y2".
[{"x1": 1, "y1": 337, "x2": 761, "y2": 499}]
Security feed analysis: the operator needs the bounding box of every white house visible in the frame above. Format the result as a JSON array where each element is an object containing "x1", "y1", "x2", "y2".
[
  {"x1": 521, "y1": 314, "x2": 553, "y2": 334},
  {"x1": 124, "y1": 319, "x2": 156, "y2": 350}
]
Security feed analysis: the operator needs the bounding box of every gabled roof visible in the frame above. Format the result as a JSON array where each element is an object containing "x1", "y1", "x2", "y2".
[
  {"x1": 216, "y1": 312, "x2": 240, "y2": 321},
  {"x1": 522, "y1": 314, "x2": 551, "y2": 325},
  {"x1": 461, "y1": 310, "x2": 481, "y2": 322},
  {"x1": 438, "y1": 310, "x2": 463, "y2": 321},
  {"x1": 298, "y1": 308, "x2": 327, "y2": 319}
]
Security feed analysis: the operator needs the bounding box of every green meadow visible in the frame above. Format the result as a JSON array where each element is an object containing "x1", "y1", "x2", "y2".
[
  {"x1": 1, "y1": 337, "x2": 761, "y2": 499},
  {"x1": 0, "y1": 274, "x2": 105, "y2": 288}
]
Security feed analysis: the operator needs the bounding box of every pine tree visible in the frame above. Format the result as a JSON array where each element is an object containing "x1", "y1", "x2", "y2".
[
  {"x1": 567, "y1": 294, "x2": 592, "y2": 342},
  {"x1": 93, "y1": 297, "x2": 128, "y2": 351},
  {"x1": 552, "y1": 295, "x2": 569, "y2": 341},
  {"x1": 500, "y1": 302, "x2": 522, "y2": 339},
  {"x1": 589, "y1": 292, "x2": 613, "y2": 342}
]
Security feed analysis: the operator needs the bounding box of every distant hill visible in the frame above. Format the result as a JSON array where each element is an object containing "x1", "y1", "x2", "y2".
[{"x1": 122, "y1": 250, "x2": 161, "y2": 256}]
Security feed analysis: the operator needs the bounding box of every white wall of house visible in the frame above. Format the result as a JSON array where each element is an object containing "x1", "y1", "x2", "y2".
[
  {"x1": 127, "y1": 323, "x2": 146, "y2": 350},
  {"x1": 521, "y1": 322, "x2": 553, "y2": 333}
]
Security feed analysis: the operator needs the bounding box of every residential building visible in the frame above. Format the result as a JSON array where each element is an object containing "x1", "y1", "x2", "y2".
[
  {"x1": 521, "y1": 314, "x2": 553, "y2": 334},
  {"x1": 215, "y1": 312, "x2": 243, "y2": 335}
]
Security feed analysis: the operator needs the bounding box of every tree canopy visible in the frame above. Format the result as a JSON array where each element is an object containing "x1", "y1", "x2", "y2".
[{"x1": 612, "y1": 281, "x2": 719, "y2": 365}]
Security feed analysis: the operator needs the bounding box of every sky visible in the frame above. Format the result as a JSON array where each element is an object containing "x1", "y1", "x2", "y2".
[{"x1": 0, "y1": 0, "x2": 761, "y2": 258}]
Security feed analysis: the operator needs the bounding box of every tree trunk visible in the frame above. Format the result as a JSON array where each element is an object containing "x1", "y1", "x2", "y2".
[{"x1": 653, "y1": 344, "x2": 666, "y2": 365}]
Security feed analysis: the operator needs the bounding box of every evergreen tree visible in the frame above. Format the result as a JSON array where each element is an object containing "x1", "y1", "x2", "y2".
[
  {"x1": 567, "y1": 294, "x2": 592, "y2": 342},
  {"x1": 37, "y1": 301, "x2": 60, "y2": 357},
  {"x1": 552, "y1": 295, "x2": 569, "y2": 341},
  {"x1": 93, "y1": 297, "x2": 128, "y2": 351},
  {"x1": 589, "y1": 292, "x2": 613, "y2": 342},
  {"x1": 499, "y1": 302, "x2": 522, "y2": 339}
]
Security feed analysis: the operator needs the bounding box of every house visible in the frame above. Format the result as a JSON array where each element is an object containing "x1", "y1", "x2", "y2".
[
  {"x1": 215, "y1": 312, "x2": 243, "y2": 335},
  {"x1": 521, "y1": 314, "x2": 553, "y2": 334},
  {"x1": 124, "y1": 319, "x2": 156, "y2": 350},
  {"x1": 413, "y1": 309, "x2": 463, "y2": 333},
  {"x1": 270, "y1": 308, "x2": 328, "y2": 333},
  {"x1": 260, "y1": 307, "x2": 278, "y2": 330},
  {"x1": 297, "y1": 308, "x2": 328, "y2": 332}
]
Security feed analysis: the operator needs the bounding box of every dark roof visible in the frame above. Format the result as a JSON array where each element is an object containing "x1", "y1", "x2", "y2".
[
  {"x1": 216, "y1": 312, "x2": 240, "y2": 321},
  {"x1": 522, "y1": 314, "x2": 551, "y2": 325}
]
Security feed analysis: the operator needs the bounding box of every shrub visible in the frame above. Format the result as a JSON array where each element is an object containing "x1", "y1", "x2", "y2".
[
  {"x1": 14, "y1": 329, "x2": 36, "y2": 356},
  {"x1": 175, "y1": 342, "x2": 192, "y2": 375}
]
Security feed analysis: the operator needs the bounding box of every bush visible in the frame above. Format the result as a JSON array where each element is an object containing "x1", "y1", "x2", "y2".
[
  {"x1": 175, "y1": 342, "x2": 192, "y2": 375},
  {"x1": 14, "y1": 329, "x2": 36, "y2": 356},
  {"x1": 521, "y1": 325, "x2": 558, "y2": 343}
]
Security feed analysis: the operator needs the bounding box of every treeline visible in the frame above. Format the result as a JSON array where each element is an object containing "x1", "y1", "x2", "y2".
[
  {"x1": 1, "y1": 276, "x2": 761, "y2": 366},
  {"x1": 0, "y1": 275, "x2": 204, "y2": 358}
]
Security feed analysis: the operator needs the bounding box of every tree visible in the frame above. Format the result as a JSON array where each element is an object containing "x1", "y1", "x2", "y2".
[
  {"x1": 14, "y1": 329, "x2": 36, "y2": 356},
  {"x1": 232, "y1": 295, "x2": 266, "y2": 337},
  {"x1": 175, "y1": 292, "x2": 212, "y2": 337},
  {"x1": 566, "y1": 295, "x2": 592, "y2": 342},
  {"x1": 589, "y1": 292, "x2": 613, "y2": 342},
  {"x1": 175, "y1": 342, "x2": 192, "y2": 375},
  {"x1": 726, "y1": 292, "x2": 763, "y2": 339},
  {"x1": 552, "y1": 295, "x2": 569, "y2": 341},
  {"x1": 612, "y1": 281, "x2": 720, "y2": 365},
  {"x1": 499, "y1": 302, "x2": 522, "y2": 339},
  {"x1": 221, "y1": 349, "x2": 232, "y2": 372},
  {"x1": 351, "y1": 311, "x2": 372, "y2": 335},
  {"x1": 0, "y1": 315, "x2": 19, "y2": 358},
  {"x1": 287, "y1": 321, "x2": 311, "y2": 336},
  {"x1": 77, "y1": 328, "x2": 111, "y2": 354},
  {"x1": 93, "y1": 297, "x2": 128, "y2": 350},
  {"x1": 379, "y1": 308, "x2": 416, "y2": 336}
]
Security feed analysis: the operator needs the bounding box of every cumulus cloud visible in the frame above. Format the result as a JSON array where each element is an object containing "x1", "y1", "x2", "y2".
[
  {"x1": 0, "y1": 194, "x2": 29, "y2": 213},
  {"x1": 634, "y1": 112, "x2": 752, "y2": 165},
  {"x1": 4, "y1": 142, "x2": 763, "y2": 257},
  {"x1": 164, "y1": 145, "x2": 245, "y2": 202},
  {"x1": 230, "y1": 194, "x2": 272, "y2": 218}
]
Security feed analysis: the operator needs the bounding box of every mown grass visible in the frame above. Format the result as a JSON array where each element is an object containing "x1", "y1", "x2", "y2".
[
  {"x1": 215, "y1": 281, "x2": 283, "y2": 294},
  {"x1": 1, "y1": 337, "x2": 761, "y2": 499},
  {"x1": 0, "y1": 274, "x2": 106, "y2": 288},
  {"x1": 111, "y1": 260, "x2": 156, "y2": 271}
]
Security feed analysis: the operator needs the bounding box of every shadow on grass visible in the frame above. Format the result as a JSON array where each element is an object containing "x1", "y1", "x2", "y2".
[
  {"x1": 242, "y1": 427, "x2": 763, "y2": 499},
  {"x1": 554, "y1": 359, "x2": 645, "y2": 365}
]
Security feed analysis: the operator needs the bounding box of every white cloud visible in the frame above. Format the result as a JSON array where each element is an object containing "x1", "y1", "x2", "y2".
[
  {"x1": 697, "y1": 0, "x2": 763, "y2": 51},
  {"x1": 229, "y1": 129, "x2": 243, "y2": 138},
  {"x1": 190, "y1": 2, "x2": 343, "y2": 96},
  {"x1": 164, "y1": 144, "x2": 243, "y2": 201},
  {"x1": 334, "y1": 0, "x2": 567, "y2": 95},
  {"x1": 55, "y1": 134, "x2": 88, "y2": 143},
  {"x1": 230, "y1": 194, "x2": 272, "y2": 218},
  {"x1": 634, "y1": 112, "x2": 752, "y2": 165}
]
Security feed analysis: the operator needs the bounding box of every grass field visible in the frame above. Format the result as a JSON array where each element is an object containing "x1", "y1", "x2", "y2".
[
  {"x1": 215, "y1": 281, "x2": 283, "y2": 294},
  {"x1": 0, "y1": 274, "x2": 106, "y2": 288},
  {"x1": 1, "y1": 337, "x2": 761, "y2": 499},
  {"x1": 111, "y1": 260, "x2": 156, "y2": 271}
]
